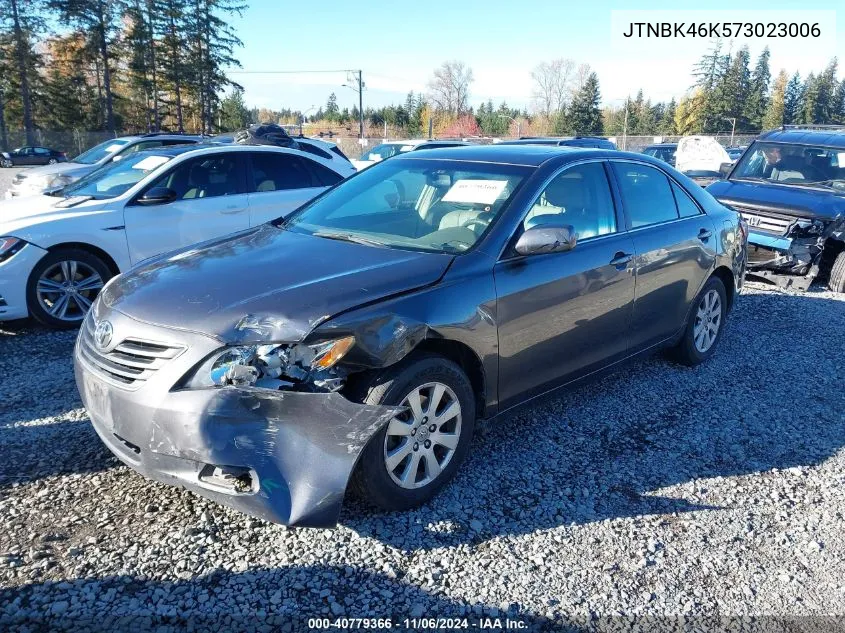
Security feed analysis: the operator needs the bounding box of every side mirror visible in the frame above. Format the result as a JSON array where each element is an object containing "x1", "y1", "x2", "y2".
[
  {"x1": 514, "y1": 225, "x2": 577, "y2": 256},
  {"x1": 718, "y1": 162, "x2": 733, "y2": 178},
  {"x1": 137, "y1": 187, "x2": 177, "y2": 206}
]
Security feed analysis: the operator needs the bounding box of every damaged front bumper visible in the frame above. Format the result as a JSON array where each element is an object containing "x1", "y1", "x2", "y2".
[
  {"x1": 745, "y1": 216, "x2": 843, "y2": 291},
  {"x1": 73, "y1": 308, "x2": 400, "y2": 528}
]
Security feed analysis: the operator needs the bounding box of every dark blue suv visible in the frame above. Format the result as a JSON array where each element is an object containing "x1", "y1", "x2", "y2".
[{"x1": 708, "y1": 127, "x2": 845, "y2": 292}]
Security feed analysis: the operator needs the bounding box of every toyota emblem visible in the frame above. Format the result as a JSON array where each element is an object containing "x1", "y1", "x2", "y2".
[{"x1": 94, "y1": 320, "x2": 113, "y2": 351}]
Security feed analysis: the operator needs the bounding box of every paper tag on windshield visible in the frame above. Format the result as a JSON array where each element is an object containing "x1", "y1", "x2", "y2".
[
  {"x1": 132, "y1": 155, "x2": 170, "y2": 171},
  {"x1": 442, "y1": 179, "x2": 507, "y2": 205},
  {"x1": 837, "y1": 152, "x2": 845, "y2": 167},
  {"x1": 105, "y1": 144, "x2": 125, "y2": 153}
]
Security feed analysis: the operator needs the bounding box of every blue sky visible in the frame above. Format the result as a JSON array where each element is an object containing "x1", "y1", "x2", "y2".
[{"x1": 228, "y1": 0, "x2": 840, "y2": 112}]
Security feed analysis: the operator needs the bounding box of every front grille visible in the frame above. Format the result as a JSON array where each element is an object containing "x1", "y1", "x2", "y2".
[
  {"x1": 77, "y1": 317, "x2": 185, "y2": 389},
  {"x1": 732, "y1": 205, "x2": 803, "y2": 236}
]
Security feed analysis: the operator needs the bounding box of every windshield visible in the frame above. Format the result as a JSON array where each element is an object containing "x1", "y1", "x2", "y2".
[
  {"x1": 283, "y1": 158, "x2": 530, "y2": 254},
  {"x1": 61, "y1": 153, "x2": 172, "y2": 199},
  {"x1": 361, "y1": 144, "x2": 404, "y2": 161},
  {"x1": 73, "y1": 139, "x2": 131, "y2": 164},
  {"x1": 732, "y1": 142, "x2": 845, "y2": 190}
]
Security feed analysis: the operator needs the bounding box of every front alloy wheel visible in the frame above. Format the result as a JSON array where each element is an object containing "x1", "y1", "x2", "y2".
[
  {"x1": 351, "y1": 354, "x2": 476, "y2": 511},
  {"x1": 383, "y1": 382, "x2": 462, "y2": 489},
  {"x1": 26, "y1": 248, "x2": 112, "y2": 329}
]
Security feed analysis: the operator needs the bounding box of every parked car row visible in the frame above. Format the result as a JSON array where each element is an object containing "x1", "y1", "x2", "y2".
[{"x1": 1, "y1": 146, "x2": 68, "y2": 168}]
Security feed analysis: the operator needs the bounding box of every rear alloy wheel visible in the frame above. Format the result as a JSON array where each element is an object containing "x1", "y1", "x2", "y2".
[
  {"x1": 47, "y1": 158, "x2": 58, "y2": 165},
  {"x1": 26, "y1": 249, "x2": 111, "y2": 329},
  {"x1": 671, "y1": 276, "x2": 727, "y2": 366},
  {"x1": 351, "y1": 354, "x2": 476, "y2": 511}
]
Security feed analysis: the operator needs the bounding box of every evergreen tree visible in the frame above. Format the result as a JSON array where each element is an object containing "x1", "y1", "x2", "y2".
[
  {"x1": 813, "y1": 58, "x2": 839, "y2": 123},
  {"x1": 800, "y1": 73, "x2": 819, "y2": 124},
  {"x1": 745, "y1": 47, "x2": 771, "y2": 131},
  {"x1": 50, "y1": 0, "x2": 119, "y2": 133},
  {"x1": 219, "y1": 86, "x2": 248, "y2": 131},
  {"x1": 0, "y1": 0, "x2": 45, "y2": 143},
  {"x1": 324, "y1": 93, "x2": 339, "y2": 122},
  {"x1": 719, "y1": 46, "x2": 752, "y2": 132},
  {"x1": 661, "y1": 98, "x2": 677, "y2": 135},
  {"x1": 783, "y1": 72, "x2": 803, "y2": 124},
  {"x1": 763, "y1": 70, "x2": 788, "y2": 130},
  {"x1": 565, "y1": 72, "x2": 603, "y2": 135},
  {"x1": 833, "y1": 80, "x2": 845, "y2": 124}
]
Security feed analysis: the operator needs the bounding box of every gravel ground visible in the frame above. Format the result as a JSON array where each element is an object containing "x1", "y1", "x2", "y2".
[{"x1": 1, "y1": 283, "x2": 844, "y2": 632}]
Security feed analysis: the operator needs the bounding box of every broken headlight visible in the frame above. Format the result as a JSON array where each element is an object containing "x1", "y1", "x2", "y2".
[
  {"x1": 0, "y1": 237, "x2": 26, "y2": 263},
  {"x1": 184, "y1": 336, "x2": 355, "y2": 392}
]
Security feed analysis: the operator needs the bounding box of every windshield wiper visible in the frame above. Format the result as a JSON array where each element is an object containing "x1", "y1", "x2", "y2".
[{"x1": 312, "y1": 231, "x2": 388, "y2": 248}]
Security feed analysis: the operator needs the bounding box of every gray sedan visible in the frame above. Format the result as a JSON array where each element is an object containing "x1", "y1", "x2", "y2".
[{"x1": 73, "y1": 145, "x2": 747, "y2": 527}]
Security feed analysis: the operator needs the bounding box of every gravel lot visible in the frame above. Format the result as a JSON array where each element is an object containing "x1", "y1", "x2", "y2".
[{"x1": 1, "y1": 281, "x2": 843, "y2": 632}]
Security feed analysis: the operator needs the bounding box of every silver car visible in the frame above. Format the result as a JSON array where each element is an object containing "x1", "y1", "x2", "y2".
[{"x1": 6, "y1": 134, "x2": 204, "y2": 199}]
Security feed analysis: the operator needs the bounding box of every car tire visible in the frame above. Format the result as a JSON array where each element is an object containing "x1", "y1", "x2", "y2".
[
  {"x1": 48, "y1": 158, "x2": 58, "y2": 165},
  {"x1": 0, "y1": 158, "x2": 11, "y2": 168},
  {"x1": 828, "y1": 250, "x2": 845, "y2": 293},
  {"x1": 350, "y1": 353, "x2": 476, "y2": 511},
  {"x1": 670, "y1": 276, "x2": 728, "y2": 366},
  {"x1": 26, "y1": 248, "x2": 112, "y2": 329}
]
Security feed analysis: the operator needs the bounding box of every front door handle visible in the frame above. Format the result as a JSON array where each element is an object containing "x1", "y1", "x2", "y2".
[
  {"x1": 698, "y1": 228, "x2": 713, "y2": 241},
  {"x1": 221, "y1": 206, "x2": 245, "y2": 215},
  {"x1": 610, "y1": 251, "x2": 633, "y2": 268}
]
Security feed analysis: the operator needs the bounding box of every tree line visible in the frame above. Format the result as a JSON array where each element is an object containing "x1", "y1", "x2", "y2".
[
  {"x1": 246, "y1": 49, "x2": 843, "y2": 141},
  {"x1": 0, "y1": 0, "x2": 244, "y2": 148}
]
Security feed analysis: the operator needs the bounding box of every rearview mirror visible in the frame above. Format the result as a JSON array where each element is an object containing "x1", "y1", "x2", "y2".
[
  {"x1": 718, "y1": 162, "x2": 733, "y2": 178},
  {"x1": 514, "y1": 225, "x2": 576, "y2": 256},
  {"x1": 137, "y1": 187, "x2": 177, "y2": 206}
]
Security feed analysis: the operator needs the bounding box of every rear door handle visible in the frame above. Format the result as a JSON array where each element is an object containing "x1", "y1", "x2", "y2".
[
  {"x1": 698, "y1": 228, "x2": 713, "y2": 241},
  {"x1": 221, "y1": 205, "x2": 246, "y2": 215},
  {"x1": 610, "y1": 251, "x2": 633, "y2": 268}
]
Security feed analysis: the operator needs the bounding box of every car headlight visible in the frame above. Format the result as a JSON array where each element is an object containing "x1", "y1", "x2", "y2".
[
  {"x1": 46, "y1": 174, "x2": 75, "y2": 190},
  {"x1": 184, "y1": 336, "x2": 356, "y2": 391},
  {"x1": 0, "y1": 237, "x2": 26, "y2": 263}
]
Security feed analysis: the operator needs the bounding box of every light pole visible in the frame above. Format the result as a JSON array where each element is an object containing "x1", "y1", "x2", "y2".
[
  {"x1": 498, "y1": 114, "x2": 520, "y2": 139},
  {"x1": 343, "y1": 70, "x2": 365, "y2": 143},
  {"x1": 724, "y1": 117, "x2": 736, "y2": 146},
  {"x1": 299, "y1": 105, "x2": 316, "y2": 137}
]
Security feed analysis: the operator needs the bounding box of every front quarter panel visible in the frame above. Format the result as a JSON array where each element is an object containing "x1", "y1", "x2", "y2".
[{"x1": 313, "y1": 250, "x2": 501, "y2": 414}]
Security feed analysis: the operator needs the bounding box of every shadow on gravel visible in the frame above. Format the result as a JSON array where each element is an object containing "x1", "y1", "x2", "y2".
[
  {"x1": 343, "y1": 290, "x2": 845, "y2": 550},
  {"x1": 0, "y1": 566, "x2": 564, "y2": 633}
]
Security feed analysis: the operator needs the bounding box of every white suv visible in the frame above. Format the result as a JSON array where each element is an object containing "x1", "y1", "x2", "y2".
[
  {"x1": 0, "y1": 143, "x2": 354, "y2": 327},
  {"x1": 6, "y1": 133, "x2": 205, "y2": 199}
]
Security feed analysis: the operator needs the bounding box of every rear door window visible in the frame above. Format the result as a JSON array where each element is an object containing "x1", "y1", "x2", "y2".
[
  {"x1": 612, "y1": 162, "x2": 679, "y2": 228},
  {"x1": 250, "y1": 153, "x2": 341, "y2": 192}
]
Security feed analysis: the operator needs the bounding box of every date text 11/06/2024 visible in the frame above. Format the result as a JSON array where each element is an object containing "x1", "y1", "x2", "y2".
[{"x1": 307, "y1": 617, "x2": 529, "y2": 629}]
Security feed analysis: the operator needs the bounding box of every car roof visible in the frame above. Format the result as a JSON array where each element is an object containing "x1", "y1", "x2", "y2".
[
  {"x1": 645, "y1": 143, "x2": 677, "y2": 148},
  {"x1": 758, "y1": 128, "x2": 845, "y2": 149},
  {"x1": 131, "y1": 142, "x2": 345, "y2": 160},
  {"x1": 392, "y1": 143, "x2": 616, "y2": 167}
]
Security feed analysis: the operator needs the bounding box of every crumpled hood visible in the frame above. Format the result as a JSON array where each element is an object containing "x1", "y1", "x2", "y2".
[
  {"x1": 15, "y1": 162, "x2": 91, "y2": 181},
  {"x1": 101, "y1": 224, "x2": 454, "y2": 343},
  {"x1": 0, "y1": 194, "x2": 114, "y2": 238},
  {"x1": 707, "y1": 179, "x2": 845, "y2": 221}
]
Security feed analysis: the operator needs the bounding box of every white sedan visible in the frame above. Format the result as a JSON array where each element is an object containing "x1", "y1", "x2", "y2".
[{"x1": 0, "y1": 143, "x2": 354, "y2": 328}]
